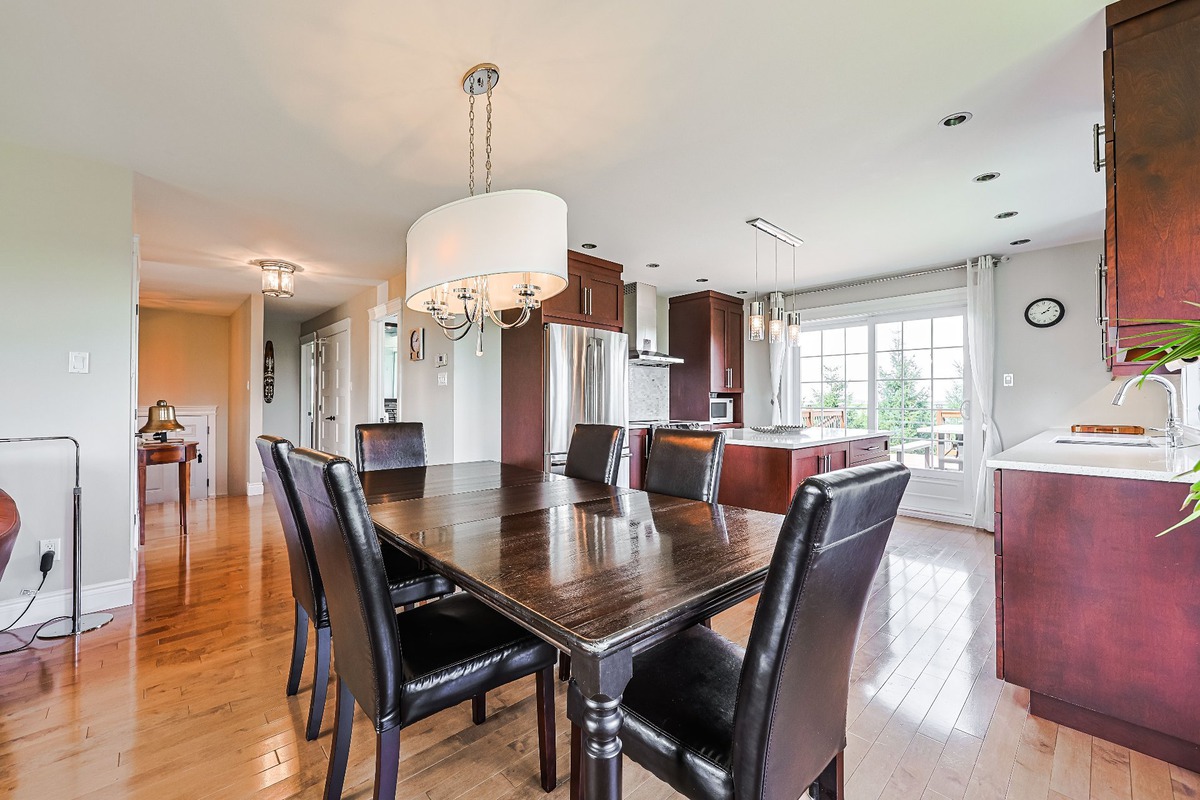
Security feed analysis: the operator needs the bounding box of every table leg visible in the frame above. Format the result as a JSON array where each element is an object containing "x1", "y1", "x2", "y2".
[
  {"x1": 567, "y1": 650, "x2": 632, "y2": 800},
  {"x1": 137, "y1": 462, "x2": 147, "y2": 546},
  {"x1": 178, "y1": 460, "x2": 190, "y2": 535}
]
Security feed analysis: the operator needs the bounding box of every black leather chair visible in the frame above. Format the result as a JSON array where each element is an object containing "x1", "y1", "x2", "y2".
[
  {"x1": 563, "y1": 424, "x2": 625, "y2": 484},
  {"x1": 643, "y1": 429, "x2": 725, "y2": 503},
  {"x1": 288, "y1": 447, "x2": 560, "y2": 800},
  {"x1": 256, "y1": 435, "x2": 453, "y2": 741},
  {"x1": 355, "y1": 422, "x2": 427, "y2": 472},
  {"x1": 613, "y1": 461, "x2": 910, "y2": 800}
]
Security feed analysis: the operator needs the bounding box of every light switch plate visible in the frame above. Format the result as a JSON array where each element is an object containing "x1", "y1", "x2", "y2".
[
  {"x1": 68, "y1": 352, "x2": 89, "y2": 373},
  {"x1": 1003, "y1": 373, "x2": 1014, "y2": 387},
  {"x1": 435, "y1": 353, "x2": 448, "y2": 368},
  {"x1": 437, "y1": 372, "x2": 448, "y2": 386}
]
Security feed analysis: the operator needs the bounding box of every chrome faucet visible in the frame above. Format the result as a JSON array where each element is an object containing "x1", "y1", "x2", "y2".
[{"x1": 1112, "y1": 374, "x2": 1183, "y2": 448}]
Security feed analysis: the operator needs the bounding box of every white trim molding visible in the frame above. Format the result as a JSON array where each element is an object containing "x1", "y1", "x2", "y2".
[
  {"x1": 0, "y1": 578, "x2": 133, "y2": 630},
  {"x1": 246, "y1": 482, "x2": 264, "y2": 496}
]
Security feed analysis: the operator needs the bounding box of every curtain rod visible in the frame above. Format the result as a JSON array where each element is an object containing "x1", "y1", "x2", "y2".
[{"x1": 793, "y1": 256, "x2": 1002, "y2": 297}]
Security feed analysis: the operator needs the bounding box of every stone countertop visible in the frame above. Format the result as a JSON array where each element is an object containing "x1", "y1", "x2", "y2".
[
  {"x1": 720, "y1": 428, "x2": 888, "y2": 450},
  {"x1": 987, "y1": 428, "x2": 1200, "y2": 484}
]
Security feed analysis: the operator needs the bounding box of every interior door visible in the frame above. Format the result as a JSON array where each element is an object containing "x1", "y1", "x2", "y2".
[
  {"x1": 318, "y1": 329, "x2": 352, "y2": 458},
  {"x1": 299, "y1": 339, "x2": 316, "y2": 448}
]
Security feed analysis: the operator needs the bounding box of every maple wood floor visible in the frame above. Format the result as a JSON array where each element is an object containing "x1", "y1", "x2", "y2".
[{"x1": 1, "y1": 493, "x2": 1197, "y2": 800}]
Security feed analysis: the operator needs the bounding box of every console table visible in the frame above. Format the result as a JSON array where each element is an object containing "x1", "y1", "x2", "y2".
[{"x1": 137, "y1": 441, "x2": 198, "y2": 545}]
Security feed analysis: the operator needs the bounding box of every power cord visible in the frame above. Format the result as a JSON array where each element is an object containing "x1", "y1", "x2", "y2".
[{"x1": 0, "y1": 551, "x2": 66, "y2": 655}]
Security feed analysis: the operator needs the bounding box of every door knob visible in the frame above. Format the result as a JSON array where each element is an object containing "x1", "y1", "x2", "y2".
[{"x1": 324, "y1": 415, "x2": 336, "y2": 421}]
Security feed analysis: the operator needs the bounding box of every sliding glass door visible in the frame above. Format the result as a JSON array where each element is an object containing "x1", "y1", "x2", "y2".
[{"x1": 786, "y1": 304, "x2": 976, "y2": 521}]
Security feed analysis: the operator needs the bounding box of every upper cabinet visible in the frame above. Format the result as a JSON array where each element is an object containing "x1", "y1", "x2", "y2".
[
  {"x1": 540, "y1": 251, "x2": 624, "y2": 330},
  {"x1": 668, "y1": 291, "x2": 745, "y2": 423},
  {"x1": 1102, "y1": 0, "x2": 1200, "y2": 330}
]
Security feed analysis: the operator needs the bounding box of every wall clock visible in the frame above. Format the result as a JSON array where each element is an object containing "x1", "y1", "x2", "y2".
[
  {"x1": 409, "y1": 327, "x2": 425, "y2": 361},
  {"x1": 1024, "y1": 298, "x2": 1065, "y2": 328}
]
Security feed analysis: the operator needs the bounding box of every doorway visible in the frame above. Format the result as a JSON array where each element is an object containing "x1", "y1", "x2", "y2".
[{"x1": 314, "y1": 319, "x2": 352, "y2": 458}]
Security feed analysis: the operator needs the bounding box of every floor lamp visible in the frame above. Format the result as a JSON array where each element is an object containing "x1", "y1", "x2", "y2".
[{"x1": 0, "y1": 436, "x2": 114, "y2": 639}]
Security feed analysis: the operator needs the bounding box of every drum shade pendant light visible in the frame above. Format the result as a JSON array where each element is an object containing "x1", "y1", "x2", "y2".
[
  {"x1": 256, "y1": 260, "x2": 297, "y2": 298},
  {"x1": 405, "y1": 63, "x2": 568, "y2": 357}
]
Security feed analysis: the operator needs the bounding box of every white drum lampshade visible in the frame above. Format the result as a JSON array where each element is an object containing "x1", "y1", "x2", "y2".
[{"x1": 405, "y1": 189, "x2": 568, "y2": 313}]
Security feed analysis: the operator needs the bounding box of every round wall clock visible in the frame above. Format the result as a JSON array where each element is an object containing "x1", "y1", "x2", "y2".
[
  {"x1": 409, "y1": 327, "x2": 425, "y2": 361},
  {"x1": 1024, "y1": 298, "x2": 1065, "y2": 328}
]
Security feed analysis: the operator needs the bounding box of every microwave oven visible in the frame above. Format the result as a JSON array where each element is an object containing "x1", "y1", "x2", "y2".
[{"x1": 709, "y1": 397, "x2": 734, "y2": 424}]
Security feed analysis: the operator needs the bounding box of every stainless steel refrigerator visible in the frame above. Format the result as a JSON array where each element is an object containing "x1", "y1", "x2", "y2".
[{"x1": 544, "y1": 323, "x2": 630, "y2": 485}]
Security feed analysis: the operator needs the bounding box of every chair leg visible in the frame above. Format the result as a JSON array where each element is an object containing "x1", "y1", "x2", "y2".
[
  {"x1": 558, "y1": 651, "x2": 571, "y2": 681},
  {"x1": 307, "y1": 625, "x2": 331, "y2": 741},
  {"x1": 324, "y1": 678, "x2": 355, "y2": 800},
  {"x1": 287, "y1": 601, "x2": 309, "y2": 696},
  {"x1": 373, "y1": 726, "x2": 401, "y2": 800},
  {"x1": 569, "y1": 724, "x2": 582, "y2": 800},
  {"x1": 471, "y1": 694, "x2": 486, "y2": 725},
  {"x1": 813, "y1": 749, "x2": 844, "y2": 800},
  {"x1": 535, "y1": 665, "x2": 557, "y2": 792}
]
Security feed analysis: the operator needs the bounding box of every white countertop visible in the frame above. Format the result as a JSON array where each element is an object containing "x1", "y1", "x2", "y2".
[
  {"x1": 722, "y1": 428, "x2": 888, "y2": 450},
  {"x1": 987, "y1": 428, "x2": 1200, "y2": 484}
]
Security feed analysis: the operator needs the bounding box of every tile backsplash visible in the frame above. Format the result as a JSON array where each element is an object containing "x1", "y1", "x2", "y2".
[{"x1": 629, "y1": 365, "x2": 670, "y2": 421}]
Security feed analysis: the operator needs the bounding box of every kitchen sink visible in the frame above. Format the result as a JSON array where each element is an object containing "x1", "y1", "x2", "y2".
[{"x1": 1052, "y1": 435, "x2": 1156, "y2": 448}]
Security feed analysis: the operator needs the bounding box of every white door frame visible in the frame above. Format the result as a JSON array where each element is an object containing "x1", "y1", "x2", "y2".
[
  {"x1": 300, "y1": 332, "x2": 317, "y2": 448},
  {"x1": 129, "y1": 235, "x2": 141, "y2": 569},
  {"x1": 316, "y1": 318, "x2": 352, "y2": 456},
  {"x1": 368, "y1": 297, "x2": 406, "y2": 425}
]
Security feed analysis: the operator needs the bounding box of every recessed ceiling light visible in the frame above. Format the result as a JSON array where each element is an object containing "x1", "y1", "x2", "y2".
[
  {"x1": 940, "y1": 112, "x2": 973, "y2": 128},
  {"x1": 736, "y1": 290, "x2": 748, "y2": 295},
  {"x1": 696, "y1": 278, "x2": 709, "y2": 283},
  {"x1": 995, "y1": 211, "x2": 1019, "y2": 219},
  {"x1": 581, "y1": 242, "x2": 597, "y2": 250},
  {"x1": 646, "y1": 263, "x2": 660, "y2": 269},
  {"x1": 1010, "y1": 239, "x2": 1031, "y2": 246},
  {"x1": 974, "y1": 172, "x2": 1001, "y2": 183}
]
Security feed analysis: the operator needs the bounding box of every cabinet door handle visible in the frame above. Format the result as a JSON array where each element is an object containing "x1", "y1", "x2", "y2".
[
  {"x1": 864, "y1": 445, "x2": 880, "y2": 451},
  {"x1": 1093, "y1": 123, "x2": 1106, "y2": 174},
  {"x1": 725, "y1": 367, "x2": 733, "y2": 388},
  {"x1": 1097, "y1": 255, "x2": 1112, "y2": 370}
]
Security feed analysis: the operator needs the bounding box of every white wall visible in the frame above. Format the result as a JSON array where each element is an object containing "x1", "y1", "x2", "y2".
[
  {"x1": 0, "y1": 140, "x2": 135, "y2": 625},
  {"x1": 993, "y1": 240, "x2": 1167, "y2": 446},
  {"x1": 451, "y1": 325, "x2": 502, "y2": 464},
  {"x1": 263, "y1": 314, "x2": 302, "y2": 444},
  {"x1": 227, "y1": 294, "x2": 265, "y2": 495}
]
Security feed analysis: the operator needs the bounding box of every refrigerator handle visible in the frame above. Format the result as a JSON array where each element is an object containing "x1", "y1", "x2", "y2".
[
  {"x1": 584, "y1": 338, "x2": 595, "y2": 423},
  {"x1": 594, "y1": 337, "x2": 604, "y2": 423}
]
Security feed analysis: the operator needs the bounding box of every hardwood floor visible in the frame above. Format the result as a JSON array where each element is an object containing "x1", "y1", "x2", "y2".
[{"x1": 0, "y1": 494, "x2": 1196, "y2": 799}]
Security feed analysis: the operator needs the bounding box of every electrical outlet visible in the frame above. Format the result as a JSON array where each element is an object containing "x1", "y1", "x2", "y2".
[
  {"x1": 39, "y1": 539, "x2": 62, "y2": 562},
  {"x1": 437, "y1": 372, "x2": 448, "y2": 386},
  {"x1": 1003, "y1": 373, "x2": 1014, "y2": 387}
]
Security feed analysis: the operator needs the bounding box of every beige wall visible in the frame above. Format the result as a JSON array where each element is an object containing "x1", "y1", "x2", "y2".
[
  {"x1": 263, "y1": 314, "x2": 301, "y2": 444},
  {"x1": 0, "y1": 140, "x2": 135, "y2": 624},
  {"x1": 138, "y1": 308, "x2": 231, "y2": 495}
]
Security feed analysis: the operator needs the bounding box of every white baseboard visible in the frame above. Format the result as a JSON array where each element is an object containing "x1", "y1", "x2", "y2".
[
  {"x1": 246, "y1": 482, "x2": 264, "y2": 496},
  {"x1": 899, "y1": 507, "x2": 981, "y2": 528},
  {"x1": 0, "y1": 579, "x2": 133, "y2": 630}
]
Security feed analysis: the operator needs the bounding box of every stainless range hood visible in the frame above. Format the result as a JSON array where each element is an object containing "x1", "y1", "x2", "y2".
[{"x1": 623, "y1": 282, "x2": 683, "y2": 367}]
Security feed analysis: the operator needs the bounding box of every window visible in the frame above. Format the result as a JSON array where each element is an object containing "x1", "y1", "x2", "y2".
[{"x1": 787, "y1": 308, "x2": 968, "y2": 473}]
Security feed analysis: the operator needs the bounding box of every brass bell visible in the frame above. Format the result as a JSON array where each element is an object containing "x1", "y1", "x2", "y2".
[{"x1": 139, "y1": 400, "x2": 185, "y2": 443}]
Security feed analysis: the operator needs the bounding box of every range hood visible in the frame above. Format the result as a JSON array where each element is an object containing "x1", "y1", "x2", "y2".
[{"x1": 624, "y1": 282, "x2": 683, "y2": 367}]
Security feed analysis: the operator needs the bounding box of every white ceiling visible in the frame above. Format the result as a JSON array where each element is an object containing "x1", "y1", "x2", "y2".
[{"x1": 0, "y1": 0, "x2": 1109, "y2": 316}]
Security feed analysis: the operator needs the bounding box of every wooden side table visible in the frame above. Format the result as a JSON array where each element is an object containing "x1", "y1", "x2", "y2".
[{"x1": 137, "y1": 441, "x2": 198, "y2": 545}]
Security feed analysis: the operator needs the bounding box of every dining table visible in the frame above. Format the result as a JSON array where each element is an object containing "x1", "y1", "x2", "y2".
[{"x1": 360, "y1": 460, "x2": 786, "y2": 800}]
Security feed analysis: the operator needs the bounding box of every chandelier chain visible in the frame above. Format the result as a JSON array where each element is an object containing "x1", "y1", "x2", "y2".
[
  {"x1": 484, "y1": 86, "x2": 493, "y2": 193},
  {"x1": 468, "y1": 94, "x2": 476, "y2": 196}
]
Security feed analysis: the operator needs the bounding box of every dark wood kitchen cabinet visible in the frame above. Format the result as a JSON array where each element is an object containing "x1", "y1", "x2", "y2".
[
  {"x1": 1100, "y1": 0, "x2": 1200, "y2": 372},
  {"x1": 539, "y1": 250, "x2": 624, "y2": 331},
  {"x1": 668, "y1": 291, "x2": 744, "y2": 423}
]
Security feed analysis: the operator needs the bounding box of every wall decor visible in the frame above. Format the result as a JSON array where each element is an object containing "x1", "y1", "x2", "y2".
[
  {"x1": 409, "y1": 327, "x2": 425, "y2": 361},
  {"x1": 264, "y1": 340, "x2": 275, "y2": 402}
]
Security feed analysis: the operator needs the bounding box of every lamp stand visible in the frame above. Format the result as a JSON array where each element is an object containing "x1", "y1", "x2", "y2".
[{"x1": 0, "y1": 436, "x2": 114, "y2": 640}]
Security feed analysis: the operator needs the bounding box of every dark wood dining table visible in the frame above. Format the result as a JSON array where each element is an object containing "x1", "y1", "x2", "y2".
[{"x1": 360, "y1": 461, "x2": 785, "y2": 800}]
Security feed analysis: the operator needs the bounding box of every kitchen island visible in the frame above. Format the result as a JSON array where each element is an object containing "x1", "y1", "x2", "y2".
[
  {"x1": 988, "y1": 429, "x2": 1200, "y2": 772},
  {"x1": 717, "y1": 427, "x2": 890, "y2": 514}
]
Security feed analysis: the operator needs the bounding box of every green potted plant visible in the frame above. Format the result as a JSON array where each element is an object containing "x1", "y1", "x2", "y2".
[{"x1": 1123, "y1": 302, "x2": 1200, "y2": 534}]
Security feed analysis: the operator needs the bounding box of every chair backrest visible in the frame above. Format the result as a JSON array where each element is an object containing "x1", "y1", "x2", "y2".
[
  {"x1": 355, "y1": 422, "x2": 427, "y2": 472},
  {"x1": 643, "y1": 429, "x2": 725, "y2": 503},
  {"x1": 732, "y1": 461, "x2": 910, "y2": 799},
  {"x1": 564, "y1": 424, "x2": 626, "y2": 484},
  {"x1": 289, "y1": 447, "x2": 403, "y2": 731},
  {"x1": 0, "y1": 488, "x2": 21, "y2": 583},
  {"x1": 256, "y1": 435, "x2": 324, "y2": 622}
]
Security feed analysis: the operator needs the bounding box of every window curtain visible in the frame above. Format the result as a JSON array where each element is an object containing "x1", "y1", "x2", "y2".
[
  {"x1": 966, "y1": 255, "x2": 1002, "y2": 530},
  {"x1": 769, "y1": 334, "x2": 787, "y2": 425}
]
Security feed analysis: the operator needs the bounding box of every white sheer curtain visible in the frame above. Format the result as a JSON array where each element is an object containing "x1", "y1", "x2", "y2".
[
  {"x1": 769, "y1": 335, "x2": 787, "y2": 425},
  {"x1": 967, "y1": 255, "x2": 1002, "y2": 530}
]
